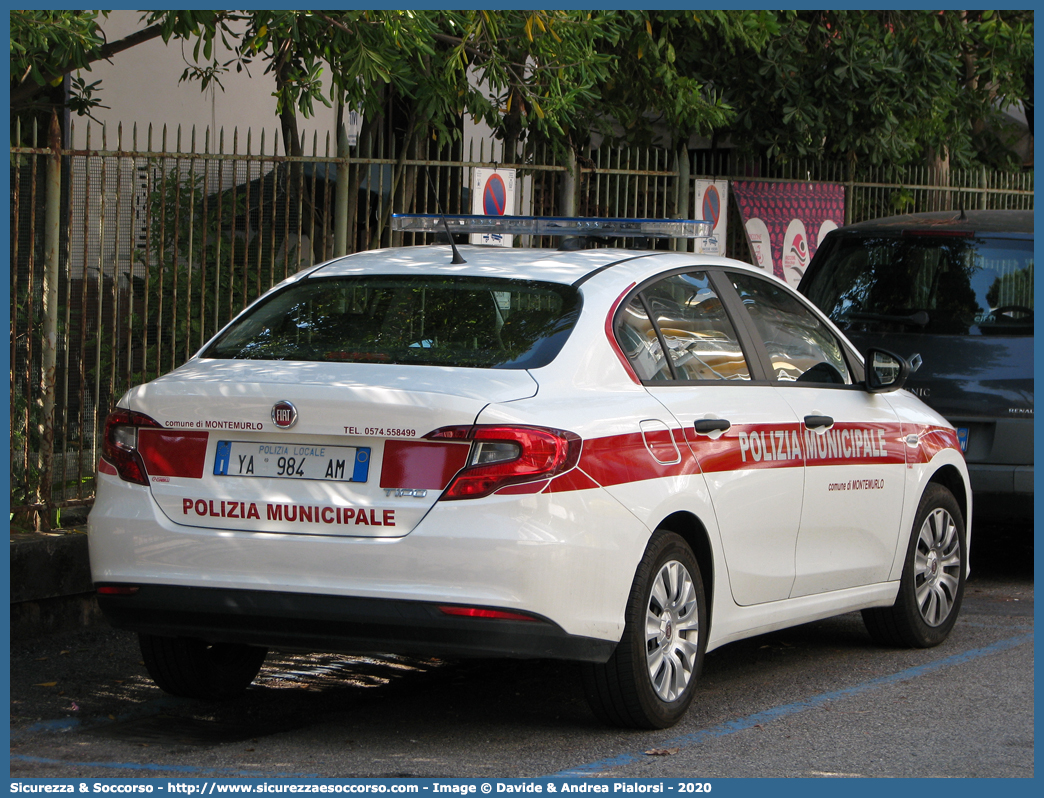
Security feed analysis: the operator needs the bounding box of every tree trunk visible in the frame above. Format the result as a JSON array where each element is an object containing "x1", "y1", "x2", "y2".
[
  {"x1": 273, "y1": 39, "x2": 322, "y2": 262},
  {"x1": 372, "y1": 101, "x2": 419, "y2": 250},
  {"x1": 926, "y1": 147, "x2": 951, "y2": 212}
]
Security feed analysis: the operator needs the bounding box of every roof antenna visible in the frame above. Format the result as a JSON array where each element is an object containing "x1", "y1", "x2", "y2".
[
  {"x1": 958, "y1": 199, "x2": 967, "y2": 221},
  {"x1": 423, "y1": 168, "x2": 466, "y2": 264}
]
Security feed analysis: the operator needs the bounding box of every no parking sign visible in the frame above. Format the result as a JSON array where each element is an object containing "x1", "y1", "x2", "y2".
[
  {"x1": 693, "y1": 180, "x2": 728, "y2": 255},
  {"x1": 471, "y1": 168, "x2": 516, "y2": 246}
]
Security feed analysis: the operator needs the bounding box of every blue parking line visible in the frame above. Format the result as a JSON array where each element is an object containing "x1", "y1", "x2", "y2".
[
  {"x1": 9, "y1": 754, "x2": 319, "y2": 778},
  {"x1": 549, "y1": 632, "x2": 1034, "y2": 778},
  {"x1": 10, "y1": 695, "x2": 185, "y2": 742}
]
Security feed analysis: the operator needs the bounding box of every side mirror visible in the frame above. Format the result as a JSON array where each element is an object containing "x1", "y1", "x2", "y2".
[{"x1": 865, "y1": 348, "x2": 912, "y2": 393}]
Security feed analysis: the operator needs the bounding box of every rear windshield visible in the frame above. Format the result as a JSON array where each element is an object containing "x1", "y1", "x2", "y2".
[
  {"x1": 202, "y1": 275, "x2": 582, "y2": 369},
  {"x1": 803, "y1": 234, "x2": 1033, "y2": 336}
]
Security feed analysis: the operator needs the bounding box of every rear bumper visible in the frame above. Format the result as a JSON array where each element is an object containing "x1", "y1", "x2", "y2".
[
  {"x1": 96, "y1": 584, "x2": 617, "y2": 663},
  {"x1": 88, "y1": 470, "x2": 652, "y2": 646}
]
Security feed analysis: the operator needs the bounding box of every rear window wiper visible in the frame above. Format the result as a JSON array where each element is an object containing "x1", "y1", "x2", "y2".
[{"x1": 845, "y1": 310, "x2": 929, "y2": 328}]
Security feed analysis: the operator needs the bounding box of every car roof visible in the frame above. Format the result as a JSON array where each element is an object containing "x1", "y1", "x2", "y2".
[
  {"x1": 308, "y1": 244, "x2": 653, "y2": 285},
  {"x1": 304, "y1": 244, "x2": 769, "y2": 287},
  {"x1": 836, "y1": 209, "x2": 1033, "y2": 236}
]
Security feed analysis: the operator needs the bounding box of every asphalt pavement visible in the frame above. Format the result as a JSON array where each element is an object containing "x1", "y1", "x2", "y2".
[{"x1": 9, "y1": 523, "x2": 1034, "y2": 780}]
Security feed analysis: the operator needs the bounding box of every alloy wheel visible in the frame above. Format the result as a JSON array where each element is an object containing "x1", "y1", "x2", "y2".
[
  {"x1": 914, "y1": 507, "x2": 961, "y2": 626},
  {"x1": 645, "y1": 559, "x2": 700, "y2": 701}
]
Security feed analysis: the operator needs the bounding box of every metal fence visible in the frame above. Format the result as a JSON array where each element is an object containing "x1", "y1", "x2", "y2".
[{"x1": 9, "y1": 117, "x2": 1035, "y2": 526}]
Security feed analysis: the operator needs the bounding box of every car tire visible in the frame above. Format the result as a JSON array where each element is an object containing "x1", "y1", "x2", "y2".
[
  {"x1": 862, "y1": 483, "x2": 966, "y2": 648},
  {"x1": 582, "y1": 530, "x2": 706, "y2": 729},
  {"x1": 139, "y1": 634, "x2": 268, "y2": 700}
]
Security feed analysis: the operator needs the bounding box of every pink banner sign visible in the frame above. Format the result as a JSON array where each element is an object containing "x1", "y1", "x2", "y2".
[{"x1": 732, "y1": 181, "x2": 845, "y2": 287}]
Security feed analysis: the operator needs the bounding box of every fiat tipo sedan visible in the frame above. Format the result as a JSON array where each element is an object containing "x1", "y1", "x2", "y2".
[{"x1": 89, "y1": 216, "x2": 970, "y2": 729}]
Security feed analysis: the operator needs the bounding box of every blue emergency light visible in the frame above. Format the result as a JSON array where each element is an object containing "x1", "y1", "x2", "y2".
[{"x1": 391, "y1": 214, "x2": 713, "y2": 239}]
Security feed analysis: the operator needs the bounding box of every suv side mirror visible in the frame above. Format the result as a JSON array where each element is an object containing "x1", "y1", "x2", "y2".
[{"x1": 865, "y1": 348, "x2": 912, "y2": 393}]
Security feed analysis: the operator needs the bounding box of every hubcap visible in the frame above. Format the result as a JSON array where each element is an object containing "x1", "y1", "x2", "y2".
[
  {"x1": 914, "y1": 507, "x2": 961, "y2": 627},
  {"x1": 645, "y1": 560, "x2": 700, "y2": 702}
]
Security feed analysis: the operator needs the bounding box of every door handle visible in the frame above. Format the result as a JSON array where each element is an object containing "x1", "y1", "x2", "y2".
[
  {"x1": 804, "y1": 415, "x2": 834, "y2": 430},
  {"x1": 694, "y1": 418, "x2": 732, "y2": 435}
]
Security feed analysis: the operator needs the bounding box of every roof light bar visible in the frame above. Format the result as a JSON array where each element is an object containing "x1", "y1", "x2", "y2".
[{"x1": 392, "y1": 214, "x2": 713, "y2": 239}]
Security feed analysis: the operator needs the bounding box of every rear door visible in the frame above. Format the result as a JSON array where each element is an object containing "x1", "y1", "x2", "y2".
[{"x1": 615, "y1": 270, "x2": 804, "y2": 606}]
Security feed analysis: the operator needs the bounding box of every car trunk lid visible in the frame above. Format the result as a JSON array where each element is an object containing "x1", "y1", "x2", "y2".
[{"x1": 126, "y1": 360, "x2": 538, "y2": 537}]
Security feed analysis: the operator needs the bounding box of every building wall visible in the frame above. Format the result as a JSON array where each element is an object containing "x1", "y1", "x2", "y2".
[
  {"x1": 69, "y1": 10, "x2": 339, "y2": 150},
  {"x1": 71, "y1": 12, "x2": 513, "y2": 161}
]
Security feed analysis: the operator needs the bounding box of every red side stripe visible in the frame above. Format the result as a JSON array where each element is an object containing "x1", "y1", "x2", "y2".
[
  {"x1": 550, "y1": 422, "x2": 956, "y2": 494},
  {"x1": 903, "y1": 425, "x2": 961, "y2": 465},
  {"x1": 546, "y1": 468, "x2": 600, "y2": 493},
  {"x1": 579, "y1": 432, "x2": 701, "y2": 487}
]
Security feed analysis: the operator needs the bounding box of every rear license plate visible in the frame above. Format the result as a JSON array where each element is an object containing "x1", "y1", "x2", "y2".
[
  {"x1": 214, "y1": 441, "x2": 371, "y2": 482},
  {"x1": 956, "y1": 427, "x2": 969, "y2": 453}
]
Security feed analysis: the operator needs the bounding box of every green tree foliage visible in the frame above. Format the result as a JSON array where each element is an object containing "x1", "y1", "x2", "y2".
[
  {"x1": 594, "y1": 10, "x2": 779, "y2": 149},
  {"x1": 10, "y1": 10, "x2": 106, "y2": 113},
  {"x1": 715, "y1": 10, "x2": 1033, "y2": 169},
  {"x1": 178, "y1": 10, "x2": 628, "y2": 161},
  {"x1": 10, "y1": 10, "x2": 1033, "y2": 168}
]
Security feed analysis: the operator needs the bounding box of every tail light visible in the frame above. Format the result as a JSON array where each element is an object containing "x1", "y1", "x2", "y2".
[
  {"x1": 425, "y1": 425, "x2": 581, "y2": 500},
  {"x1": 101, "y1": 409, "x2": 209, "y2": 485},
  {"x1": 101, "y1": 409, "x2": 162, "y2": 485}
]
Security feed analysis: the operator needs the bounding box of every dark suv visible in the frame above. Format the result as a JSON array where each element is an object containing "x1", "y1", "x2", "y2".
[{"x1": 799, "y1": 210, "x2": 1033, "y2": 525}]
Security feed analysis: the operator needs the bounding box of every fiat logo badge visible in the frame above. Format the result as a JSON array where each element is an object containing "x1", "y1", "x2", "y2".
[{"x1": 272, "y1": 401, "x2": 298, "y2": 429}]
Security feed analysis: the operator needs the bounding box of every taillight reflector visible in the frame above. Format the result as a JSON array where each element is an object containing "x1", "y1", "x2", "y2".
[
  {"x1": 97, "y1": 585, "x2": 140, "y2": 596},
  {"x1": 380, "y1": 439, "x2": 471, "y2": 490},
  {"x1": 137, "y1": 429, "x2": 209, "y2": 479},
  {"x1": 438, "y1": 605, "x2": 541, "y2": 622},
  {"x1": 425, "y1": 425, "x2": 581, "y2": 500}
]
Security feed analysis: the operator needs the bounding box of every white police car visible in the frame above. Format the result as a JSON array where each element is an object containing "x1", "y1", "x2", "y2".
[{"x1": 89, "y1": 215, "x2": 970, "y2": 729}]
